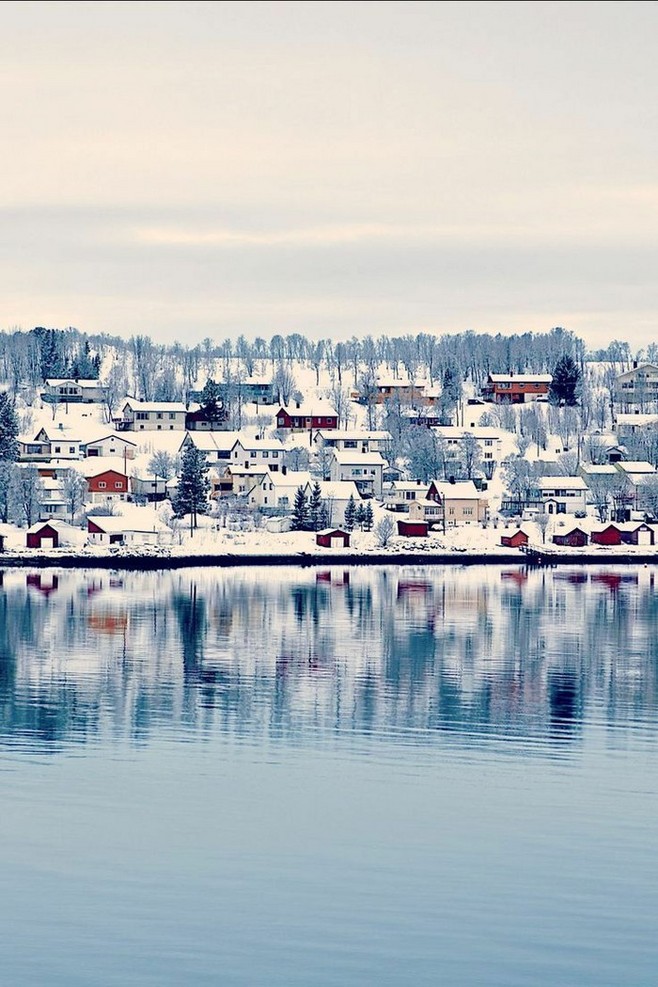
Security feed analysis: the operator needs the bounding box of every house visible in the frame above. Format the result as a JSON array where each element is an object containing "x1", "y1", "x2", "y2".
[
  {"x1": 501, "y1": 529, "x2": 529, "y2": 548},
  {"x1": 41, "y1": 378, "x2": 107, "y2": 404},
  {"x1": 482, "y1": 373, "x2": 552, "y2": 404},
  {"x1": 397, "y1": 519, "x2": 429, "y2": 537},
  {"x1": 248, "y1": 469, "x2": 312, "y2": 512},
  {"x1": 591, "y1": 524, "x2": 624, "y2": 546},
  {"x1": 78, "y1": 460, "x2": 130, "y2": 504},
  {"x1": 430, "y1": 425, "x2": 504, "y2": 475},
  {"x1": 329, "y1": 450, "x2": 386, "y2": 498},
  {"x1": 26, "y1": 521, "x2": 61, "y2": 549},
  {"x1": 538, "y1": 476, "x2": 588, "y2": 514},
  {"x1": 231, "y1": 434, "x2": 285, "y2": 471},
  {"x1": 184, "y1": 406, "x2": 229, "y2": 430},
  {"x1": 39, "y1": 477, "x2": 68, "y2": 519},
  {"x1": 313, "y1": 429, "x2": 391, "y2": 454},
  {"x1": 615, "y1": 412, "x2": 658, "y2": 441},
  {"x1": 426, "y1": 479, "x2": 488, "y2": 525},
  {"x1": 304, "y1": 480, "x2": 363, "y2": 526},
  {"x1": 619, "y1": 522, "x2": 655, "y2": 546},
  {"x1": 222, "y1": 464, "x2": 269, "y2": 497},
  {"x1": 83, "y1": 433, "x2": 137, "y2": 459},
  {"x1": 552, "y1": 527, "x2": 589, "y2": 547},
  {"x1": 382, "y1": 479, "x2": 428, "y2": 511},
  {"x1": 115, "y1": 398, "x2": 188, "y2": 431},
  {"x1": 354, "y1": 377, "x2": 428, "y2": 406},
  {"x1": 275, "y1": 402, "x2": 338, "y2": 435},
  {"x1": 18, "y1": 425, "x2": 82, "y2": 462},
  {"x1": 129, "y1": 469, "x2": 168, "y2": 503},
  {"x1": 615, "y1": 363, "x2": 658, "y2": 408},
  {"x1": 407, "y1": 498, "x2": 444, "y2": 527},
  {"x1": 87, "y1": 512, "x2": 165, "y2": 547},
  {"x1": 316, "y1": 528, "x2": 351, "y2": 548},
  {"x1": 614, "y1": 461, "x2": 658, "y2": 513},
  {"x1": 179, "y1": 430, "x2": 239, "y2": 465}
]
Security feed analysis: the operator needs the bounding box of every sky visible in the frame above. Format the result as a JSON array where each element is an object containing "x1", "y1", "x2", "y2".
[{"x1": 1, "y1": 0, "x2": 657, "y2": 348}]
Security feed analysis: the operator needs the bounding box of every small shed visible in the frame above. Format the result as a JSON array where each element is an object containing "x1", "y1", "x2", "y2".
[
  {"x1": 316, "y1": 528, "x2": 351, "y2": 549},
  {"x1": 621, "y1": 522, "x2": 655, "y2": 546},
  {"x1": 397, "y1": 519, "x2": 429, "y2": 537},
  {"x1": 500, "y1": 529, "x2": 528, "y2": 548},
  {"x1": 26, "y1": 521, "x2": 60, "y2": 550},
  {"x1": 591, "y1": 524, "x2": 623, "y2": 546},
  {"x1": 552, "y1": 527, "x2": 589, "y2": 548}
]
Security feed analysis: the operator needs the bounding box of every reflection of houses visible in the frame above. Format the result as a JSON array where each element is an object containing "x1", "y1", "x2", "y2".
[
  {"x1": 482, "y1": 372, "x2": 552, "y2": 404},
  {"x1": 26, "y1": 572, "x2": 60, "y2": 596},
  {"x1": 538, "y1": 476, "x2": 588, "y2": 514},
  {"x1": 329, "y1": 450, "x2": 385, "y2": 498}
]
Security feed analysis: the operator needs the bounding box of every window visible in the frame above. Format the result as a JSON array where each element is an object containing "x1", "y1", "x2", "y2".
[
  {"x1": 169, "y1": 412, "x2": 176, "y2": 420},
  {"x1": 156, "y1": 413, "x2": 163, "y2": 420},
  {"x1": 136, "y1": 412, "x2": 148, "y2": 420},
  {"x1": 99, "y1": 481, "x2": 107, "y2": 489},
  {"x1": 485, "y1": 439, "x2": 493, "y2": 447},
  {"x1": 54, "y1": 446, "x2": 61, "y2": 453},
  {"x1": 272, "y1": 451, "x2": 278, "y2": 458},
  {"x1": 69, "y1": 446, "x2": 75, "y2": 454},
  {"x1": 115, "y1": 482, "x2": 123, "y2": 489},
  {"x1": 262, "y1": 451, "x2": 269, "y2": 459},
  {"x1": 278, "y1": 417, "x2": 285, "y2": 426}
]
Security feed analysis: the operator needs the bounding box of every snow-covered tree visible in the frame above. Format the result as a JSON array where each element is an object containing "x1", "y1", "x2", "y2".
[{"x1": 173, "y1": 446, "x2": 210, "y2": 528}]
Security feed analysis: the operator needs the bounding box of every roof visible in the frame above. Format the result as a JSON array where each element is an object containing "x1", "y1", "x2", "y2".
[
  {"x1": 83, "y1": 432, "x2": 137, "y2": 447},
  {"x1": 315, "y1": 429, "x2": 391, "y2": 441},
  {"x1": 580, "y1": 464, "x2": 618, "y2": 475},
  {"x1": 277, "y1": 402, "x2": 337, "y2": 418},
  {"x1": 45, "y1": 378, "x2": 104, "y2": 388},
  {"x1": 267, "y1": 469, "x2": 311, "y2": 488},
  {"x1": 332, "y1": 450, "x2": 386, "y2": 466},
  {"x1": 316, "y1": 527, "x2": 348, "y2": 536},
  {"x1": 616, "y1": 413, "x2": 658, "y2": 426},
  {"x1": 538, "y1": 476, "x2": 587, "y2": 489},
  {"x1": 431, "y1": 426, "x2": 503, "y2": 440},
  {"x1": 181, "y1": 431, "x2": 239, "y2": 452},
  {"x1": 488, "y1": 373, "x2": 552, "y2": 384},
  {"x1": 429, "y1": 480, "x2": 484, "y2": 500},
  {"x1": 75, "y1": 456, "x2": 128, "y2": 478},
  {"x1": 616, "y1": 461, "x2": 656, "y2": 474},
  {"x1": 121, "y1": 398, "x2": 187, "y2": 413},
  {"x1": 233, "y1": 433, "x2": 284, "y2": 451},
  {"x1": 311, "y1": 480, "x2": 363, "y2": 499},
  {"x1": 616, "y1": 363, "x2": 658, "y2": 381}
]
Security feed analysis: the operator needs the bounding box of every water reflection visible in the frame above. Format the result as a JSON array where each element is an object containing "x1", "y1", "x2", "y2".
[{"x1": 1, "y1": 564, "x2": 657, "y2": 753}]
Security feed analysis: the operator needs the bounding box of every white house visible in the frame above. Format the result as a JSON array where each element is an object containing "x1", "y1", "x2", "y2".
[
  {"x1": 313, "y1": 429, "x2": 391, "y2": 454},
  {"x1": 383, "y1": 479, "x2": 430, "y2": 512},
  {"x1": 179, "y1": 430, "x2": 239, "y2": 465},
  {"x1": 19, "y1": 425, "x2": 82, "y2": 462},
  {"x1": 431, "y1": 425, "x2": 504, "y2": 474},
  {"x1": 248, "y1": 469, "x2": 312, "y2": 511},
  {"x1": 42, "y1": 378, "x2": 107, "y2": 404},
  {"x1": 615, "y1": 363, "x2": 658, "y2": 408},
  {"x1": 329, "y1": 450, "x2": 386, "y2": 498},
  {"x1": 87, "y1": 510, "x2": 166, "y2": 547},
  {"x1": 115, "y1": 399, "x2": 188, "y2": 431},
  {"x1": 231, "y1": 434, "x2": 285, "y2": 471},
  {"x1": 303, "y1": 480, "x2": 363, "y2": 526},
  {"x1": 538, "y1": 475, "x2": 588, "y2": 515},
  {"x1": 83, "y1": 433, "x2": 137, "y2": 459}
]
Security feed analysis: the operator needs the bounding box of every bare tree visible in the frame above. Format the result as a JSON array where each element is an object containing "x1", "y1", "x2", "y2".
[
  {"x1": 535, "y1": 512, "x2": 550, "y2": 544},
  {"x1": 10, "y1": 466, "x2": 44, "y2": 526},
  {"x1": 374, "y1": 514, "x2": 395, "y2": 547},
  {"x1": 62, "y1": 469, "x2": 87, "y2": 523}
]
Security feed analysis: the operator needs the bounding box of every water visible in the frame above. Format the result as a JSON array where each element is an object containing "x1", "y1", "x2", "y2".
[{"x1": 0, "y1": 563, "x2": 657, "y2": 986}]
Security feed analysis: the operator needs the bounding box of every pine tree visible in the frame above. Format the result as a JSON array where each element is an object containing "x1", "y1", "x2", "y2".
[
  {"x1": 292, "y1": 485, "x2": 310, "y2": 530},
  {"x1": 308, "y1": 481, "x2": 324, "y2": 531},
  {"x1": 363, "y1": 501, "x2": 374, "y2": 531},
  {"x1": 549, "y1": 355, "x2": 581, "y2": 406},
  {"x1": 344, "y1": 494, "x2": 356, "y2": 531},
  {"x1": 355, "y1": 503, "x2": 366, "y2": 530},
  {"x1": 0, "y1": 394, "x2": 19, "y2": 463},
  {"x1": 200, "y1": 379, "x2": 225, "y2": 424},
  {"x1": 173, "y1": 445, "x2": 210, "y2": 528}
]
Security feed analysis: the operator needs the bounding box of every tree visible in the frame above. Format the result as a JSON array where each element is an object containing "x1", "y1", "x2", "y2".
[
  {"x1": 199, "y1": 379, "x2": 225, "y2": 425},
  {"x1": 549, "y1": 355, "x2": 581, "y2": 406},
  {"x1": 62, "y1": 469, "x2": 87, "y2": 523},
  {"x1": 355, "y1": 503, "x2": 366, "y2": 530},
  {"x1": 587, "y1": 471, "x2": 625, "y2": 522},
  {"x1": 148, "y1": 450, "x2": 179, "y2": 481},
  {"x1": 0, "y1": 462, "x2": 16, "y2": 522},
  {"x1": 363, "y1": 501, "x2": 374, "y2": 531},
  {"x1": 438, "y1": 364, "x2": 462, "y2": 423},
  {"x1": 273, "y1": 363, "x2": 296, "y2": 405},
  {"x1": 102, "y1": 363, "x2": 128, "y2": 423},
  {"x1": 10, "y1": 466, "x2": 44, "y2": 526},
  {"x1": 291, "y1": 486, "x2": 310, "y2": 531},
  {"x1": 0, "y1": 393, "x2": 19, "y2": 463},
  {"x1": 458, "y1": 433, "x2": 481, "y2": 480},
  {"x1": 374, "y1": 514, "x2": 395, "y2": 547},
  {"x1": 344, "y1": 494, "x2": 357, "y2": 532},
  {"x1": 407, "y1": 429, "x2": 446, "y2": 482},
  {"x1": 173, "y1": 446, "x2": 210, "y2": 529},
  {"x1": 308, "y1": 481, "x2": 324, "y2": 531},
  {"x1": 536, "y1": 512, "x2": 550, "y2": 544},
  {"x1": 284, "y1": 446, "x2": 310, "y2": 471}
]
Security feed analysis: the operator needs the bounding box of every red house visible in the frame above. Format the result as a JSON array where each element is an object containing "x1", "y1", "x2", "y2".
[
  {"x1": 26, "y1": 521, "x2": 60, "y2": 549},
  {"x1": 316, "y1": 528, "x2": 350, "y2": 548},
  {"x1": 482, "y1": 373, "x2": 552, "y2": 404},
  {"x1": 501, "y1": 529, "x2": 529, "y2": 548},
  {"x1": 397, "y1": 519, "x2": 429, "y2": 537},
  {"x1": 276, "y1": 404, "x2": 338, "y2": 432},
  {"x1": 591, "y1": 524, "x2": 623, "y2": 546},
  {"x1": 620, "y1": 523, "x2": 655, "y2": 546},
  {"x1": 552, "y1": 527, "x2": 589, "y2": 547},
  {"x1": 86, "y1": 468, "x2": 129, "y2": 503}
]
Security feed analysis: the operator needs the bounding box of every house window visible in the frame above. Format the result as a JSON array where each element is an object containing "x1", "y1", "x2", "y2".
[
  {"x1": 115, "y1": 482, "x2": 123, "y2": 489},
  {"x1": 278, "y1": 417, "x2": 285, "y2": 426},
  {"x1": 263, "y1": 452, "x2": 269, "y2": 458},
  {"x1": 69, "y1": 446, "x2": 75, "y2": 453},
  {"x1": 54, "y1": 446, "x2": 61, "y2": 453},
  {"x1": 156, "y1": 413, "x2": 163, "y2": 420},
  {"x1": 169, "y1": 413, "x2": 176, "y2": 420},
  {"x1": 99, "y1": 481, "x2": 107, "y2": 489},
  {"x1": 272, "y1": 451, "x2": 278, "y2": 458},
  {"x1": 136, "y1": 412, "x2": 148, "y2": 420}
]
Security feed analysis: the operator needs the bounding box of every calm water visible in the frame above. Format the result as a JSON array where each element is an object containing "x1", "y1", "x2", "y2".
[{"x1": 1, "y1": 564, "x2": 657, "y2": 986}]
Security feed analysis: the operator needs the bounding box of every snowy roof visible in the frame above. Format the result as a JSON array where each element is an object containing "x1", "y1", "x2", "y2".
[
  {"x1": 488, "y1": 373, "x2": 552, "y2": 384},
  {"x1": 616, "y1": 461, "x2": 656, "y2": 473},
  {"x1": 88, "y1": 508, "x2": 165, "y2": 533},
  {"x1": 432, "y1": 426, "x2": 503, "y2": 440},
  {"x1": 429, "y1": 480, "x2": 484, "y2": 500},
  {"x1": 121, "y1": 398, "x2": 187, "y2": 413},
  {"x1": 310, "y1": 480, "x2": 363, "y2": 500},
  {"x1": 615, "y1": 363, "x2": 658, "y2": 381},
  {"x1": 268, "y1": 469, "x2": 311, "y2": 488},
  {"x1": 182, "y1": 431, "x2": 239, "y2": 452},
  {"x1": 233, "y1": 434, "x2": 284, "y2": 451},
  {"x1": 332, "y1": 450, "x2": 387, "y2": 466},
  {"x1": 384, "y1": 480, "x2": 428, "y2": 492},
  {"x1": 75, "y1": 456, "x2": 128, "y2": 477},
  {"x1": 278, "y1": 402, "x2": 337, "y2": 417},
  {"x1": 83, "y1": 432, "x2": 137, "y2": 447},
  {"x1": 538, "y1": 476, "x2": 587, "y2": 489},
  {"x1": 45, "y1": 378, "x2": 103, "y2": 388},
  {"x1": 615, "y1": 413, "x2": 658, "y2": 426},
  {"x1": 580, "y1": 464, "x2": 618, "y2": 475},
  {"x1": 315, "y1": 429, "x2": 391, "y2": 441}
]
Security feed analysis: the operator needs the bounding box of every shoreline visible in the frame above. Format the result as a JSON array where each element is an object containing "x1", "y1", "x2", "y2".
[{"x1": 1, "y1": 549, "x2": 658, "y2": 570}]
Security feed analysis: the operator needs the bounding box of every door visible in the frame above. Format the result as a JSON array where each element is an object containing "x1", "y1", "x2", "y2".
[
  {"x1": 331, "y1": 535, "x2": 345, "y2": 548},
  {"x1": 637, "y1": 528, "x2": 652, "y2": 546},
  {"x1": 40, "y1": 537, "x2": 54, "y2": 550}
]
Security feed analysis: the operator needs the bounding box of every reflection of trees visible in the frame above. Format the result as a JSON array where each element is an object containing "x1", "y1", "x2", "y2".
[{"x1": 0, "y1": 566, "x2": 658, "y2": 752}]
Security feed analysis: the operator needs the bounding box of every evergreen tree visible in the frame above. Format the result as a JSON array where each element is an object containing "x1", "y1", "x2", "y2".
[
  {"x1": 344, "y1": 494, "x2": 356, "y2": 532},
  {"x1": 200, "y1": 379, "x2": 225, "y2": 424},
  {"x1": 0, "y1": 394, "x2": 19, "y2": 463},
  {"x1": 308, "y1": 481, "x2": 324, "y2": 531},
  {"x1": 363, "y1": 501, "x2": 374, "y2": 531},
  {"x1": 355, "y1": 503, "x2": 366, "y2": 530},
  {"x1": 173, "y1": 445, "x2": 210, "y2": 528},
  {"x1": 292, "y1": 485, "x2": 310, "y2": 530},
  {"x1": 549, "y1": 355, "x2": 581, "y2": 406}
]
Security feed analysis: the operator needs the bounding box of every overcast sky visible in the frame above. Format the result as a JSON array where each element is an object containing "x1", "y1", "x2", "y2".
[{"x1": 1, "y1": 0, "x2": 657, "y2": 348}]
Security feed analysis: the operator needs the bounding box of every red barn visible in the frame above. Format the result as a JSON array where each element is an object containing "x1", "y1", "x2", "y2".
[
  {"x1": 552, "y1": 527, "x2": 589, "y2": 547},
  {"x1": 591, "y1": 524, "x2": 623, "y2": 546},
  {"x1": 26, "y1": 521, "x2": 60, "y2": 549},
  {"x1": 500, "y1": 529, "x2": 529, "y2": 548},
  {"x1": 276, "y1": 404, "x2": 338, "y2": 432},
  {"x1": 316, "y1": 528, "x2": 350, "y2": 548},
  {"x1": 397, "y1": 519, "x2": 429, "y2": 537},
  {"x1": 86, "y1": 469, "x2": 128, "y2": 503}
]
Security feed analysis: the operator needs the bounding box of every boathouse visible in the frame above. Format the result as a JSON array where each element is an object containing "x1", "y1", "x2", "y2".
[
  {"x1": 552, "y1": 527, "x2": 589, "y2": 548},
  {"x1": 316, "y1": 528, "x2": 351, "y2": 549},
  {"x1": 591, "y1": 524, "x2": 623, "y2": 546},
  {"x1": 397, "y1": 519, "x2": 429, "y2": 537},
  {"x1": 26, "y1": 521, "x2": 60, "y2": 550},
  {"x1": 500, "y1": 529, "x2": 529, "y2": 548}
]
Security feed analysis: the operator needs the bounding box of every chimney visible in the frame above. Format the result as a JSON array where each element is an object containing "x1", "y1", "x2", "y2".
[
  {"x1": 282, "y1": 465, "x2": 287, "y2": 475},
  {"x1": 295, "y1": 400, "x2": 301, "y2": 410},
  {"x1": 449, "y1": 476, "x2": 456, "y2": 484}
]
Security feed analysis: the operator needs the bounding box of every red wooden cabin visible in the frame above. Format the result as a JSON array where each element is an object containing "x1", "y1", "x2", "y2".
[
  {"x1": 500, "y1": 529, "x2": 529, "y2": 548},
  {"x1": 397, "y1": 519, "x2": 429, "y2": 537}
]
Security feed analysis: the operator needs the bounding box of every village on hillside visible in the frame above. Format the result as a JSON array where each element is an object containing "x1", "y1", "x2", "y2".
[{"x1": 1, "y1": 327, "x2": 658, "y2": 558}]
